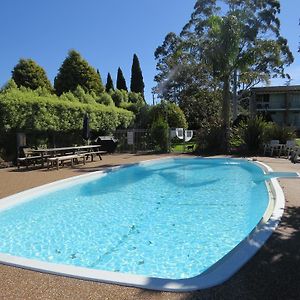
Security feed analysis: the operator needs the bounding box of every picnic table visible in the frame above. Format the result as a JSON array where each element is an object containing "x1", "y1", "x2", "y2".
[{"x1": 31, "y1": 145, "x2": 104, "y2": 167}]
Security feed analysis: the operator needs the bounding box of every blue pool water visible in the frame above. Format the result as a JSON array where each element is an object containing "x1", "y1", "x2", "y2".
[{"x1": 0, "y1": 158, "x2": 269, "y2": 279}]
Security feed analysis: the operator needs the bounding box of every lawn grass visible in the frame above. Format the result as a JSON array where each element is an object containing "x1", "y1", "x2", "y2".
[{"x1": 171, "y1": 143, "x2": 196, "y2": 152}]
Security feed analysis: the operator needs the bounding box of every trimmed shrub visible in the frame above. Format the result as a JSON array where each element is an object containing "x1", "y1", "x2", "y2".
[
  {"x1": 0, "y1": 88, "x2": 134, "y2": 133},
  {"x1": 72, "y1": 85, "x2": 97, "y2": 105},
  {"x1": 128, "y1": 92, "x2": 145, "y2": 104},
  {"x1": 1, "y1": 79, "x2": 18, "y2": 92},
  {"x1": 96, "y1": 92, "x2": 114, "y2": 106},
  {"x1": 60, "y1": 91, "x2": 80, "y2": 102},
  {"x1": 111, "y1": 89, "x2": 124, "y2": 107}
]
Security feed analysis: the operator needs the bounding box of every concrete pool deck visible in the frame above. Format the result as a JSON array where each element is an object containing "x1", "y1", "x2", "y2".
[{"x1": 0, "y1": 153, "x2": 299, "y2": 299}]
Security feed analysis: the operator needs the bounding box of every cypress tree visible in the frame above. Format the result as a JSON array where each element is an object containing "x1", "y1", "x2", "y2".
[
  {"x1": 130, "y1": 54, "x2": 145, "y2": 97},
  {"x1": 116, "y1": 67, "x2": 128, "y2": 91},
  {"x1": 105, "y1": 72, "x2": 114, "y2": 92},
  {"x1": 97, "y1": 69, "x2": 103, "y2": 86}
]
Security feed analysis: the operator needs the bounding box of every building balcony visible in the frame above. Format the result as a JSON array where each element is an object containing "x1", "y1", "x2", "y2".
[{"x1": 256, "y1": 107, "x2": 286, "y2": 111}]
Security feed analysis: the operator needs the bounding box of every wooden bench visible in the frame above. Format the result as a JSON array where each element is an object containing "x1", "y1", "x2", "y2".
[
  {"x1": 84, "y1": 150, "x2": 107, "y2": 161},
  {"x1": 47, "y1": 154, "x2": 86, "y2": 170},
  {"x1": 17, "y1": 147, "x2": 44, "y2": 170},
  {"x1": 17, "y1": 155, "x2": 43, "y2": 170}
]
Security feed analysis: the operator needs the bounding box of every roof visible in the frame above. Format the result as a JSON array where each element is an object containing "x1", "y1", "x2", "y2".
[{"x1": 251, "y1": 85, "x2": 300, "y2": 94}]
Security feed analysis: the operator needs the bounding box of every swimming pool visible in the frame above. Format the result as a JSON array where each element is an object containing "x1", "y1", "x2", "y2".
[{"x1": 0, "y1": 158, "x2": 285, "y2": 291}]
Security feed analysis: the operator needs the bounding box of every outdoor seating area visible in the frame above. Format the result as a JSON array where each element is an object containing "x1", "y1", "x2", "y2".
[
  {"x1": 263, "y1": 139, "x2": 300, "y2": 162},
  {"x1": 17, "y1": 145, "x2": 106, "y2": 170}
]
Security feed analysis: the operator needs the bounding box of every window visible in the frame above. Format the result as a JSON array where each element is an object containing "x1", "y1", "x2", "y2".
[{"x1": 256, "y1": 94, "x2": 270, "y2": 102}]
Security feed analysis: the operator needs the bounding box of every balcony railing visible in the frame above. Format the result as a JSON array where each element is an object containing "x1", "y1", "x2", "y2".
[{"x1": 256, "y1": 102, "x2": 300, "y2": 110}]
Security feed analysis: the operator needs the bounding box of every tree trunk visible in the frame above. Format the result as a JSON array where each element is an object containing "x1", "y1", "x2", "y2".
[
  {"x1": 232, "y1": 69, "x2": 238, "y2": 121},
  {"x1": 221, "y1": 76, "x2": 231, "y2": 153}
]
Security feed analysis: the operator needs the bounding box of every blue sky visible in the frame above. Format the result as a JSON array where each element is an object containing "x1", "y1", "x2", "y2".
[{"x1": 1, "y1": 0, "x2": 299, "y2": 103}]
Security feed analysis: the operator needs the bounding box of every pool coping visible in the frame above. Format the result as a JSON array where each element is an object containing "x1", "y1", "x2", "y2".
[{"x1": 0, "y1": 157, "x2": 286, "y2": 292}]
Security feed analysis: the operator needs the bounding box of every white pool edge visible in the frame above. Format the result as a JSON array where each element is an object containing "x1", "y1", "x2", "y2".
[{"x1": 0, "y1": 157, "x2": 286, "y2": 292}]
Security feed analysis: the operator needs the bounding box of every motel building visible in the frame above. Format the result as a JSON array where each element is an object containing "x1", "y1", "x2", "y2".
[{"x1": 250, "y1": 85, "x2": 300, "y2": 130}]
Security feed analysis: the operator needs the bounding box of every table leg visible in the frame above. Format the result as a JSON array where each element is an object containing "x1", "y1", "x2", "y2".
[{"x1": 41, "y1": 153, "x2": 44, "y2": 167}]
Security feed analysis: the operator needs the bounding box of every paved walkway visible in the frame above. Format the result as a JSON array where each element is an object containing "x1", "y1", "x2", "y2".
[{"x1": 0, "y1": 154, "x2": 299, "y2": 299}]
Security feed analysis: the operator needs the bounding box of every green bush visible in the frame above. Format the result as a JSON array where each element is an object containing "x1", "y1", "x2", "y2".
[
  {"x1": 197, "y1": 125, "x2": 224, "y2": 153},
  {"x1": 149, "y1": 101, "x2": 187, "y2": 129},
  {"x1": 72, "y1": 85, "x2": 97, "y2": 104},
  {"x1": 120, "y1": 102, "x2": 142, "y2": 115},
  {"x1": 0, "y1": 87, "x2": 134, "y2": 133},
  {"x1": 264, "y1": 123, "x2": 296, "y2": 143},
  {"x1": 229, "y1": 125, "x2": 244, "y2": 149},
  {"x1": 239, "y1": 116, "x2": 267, "y2": 153},
  {"x1": 96, "y1": 92, "x2": 114, "y2": 106},
  {"x1": 60, "y1": 91, "x2": 80, "y2": 102},
  {"x1": 128, "y1": 92, "x2": 144, "y2": 104},
  {"x1": 237, "y1": 118, "x2": 296, "y2": 153},
  {"x1": 150, "y1": 117, "x2": 169, "y2": 152},
  {"x1": 111, "y1": 89, "x2": 125, "y2": 106}
]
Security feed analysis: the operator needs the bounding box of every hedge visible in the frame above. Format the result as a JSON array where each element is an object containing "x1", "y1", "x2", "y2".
[{"x1": 0, "y1": 89, "x2": 134, "y2": 133}]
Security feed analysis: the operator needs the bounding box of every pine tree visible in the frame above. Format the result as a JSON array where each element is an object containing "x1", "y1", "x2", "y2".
[
  {"x1": 116, "y1": 67, "x2": 128, "y2": 91},
  {"x1": 105, "y1": 72, "x2": 114, "y2": 92},
  {"x1": 12, "y1": 58, "x2": 52, "y2": 91},
  {"x1": 54, "y1": 50, "x2": 104, "y2": 95},
  {"x1": 130, "y1": 54, "x2": 145, "y2": 97}
]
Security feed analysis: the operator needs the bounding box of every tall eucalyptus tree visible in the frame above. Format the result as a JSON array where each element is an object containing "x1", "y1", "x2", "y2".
[{"x1": 155, "y1": 0, "x2": 293, "y2": 151}]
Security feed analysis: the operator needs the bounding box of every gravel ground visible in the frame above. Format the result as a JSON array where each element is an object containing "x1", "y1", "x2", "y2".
[{"x1": 0, "y1": 154, "x2": 299, "y2": 300}]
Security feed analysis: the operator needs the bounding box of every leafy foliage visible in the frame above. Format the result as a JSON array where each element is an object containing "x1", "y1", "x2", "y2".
[
  {"x1": 54, "y1": 50, "x2": 104, "y2": 96},
  {"x1": 0, "y1": 86, "x2": 134, "y2": 133},
  {"x1": 130, "y1": 54, "x2": 145, "y2": 97},
  {"x1": 155, "y1": 0, "x2": 294, "y2": 152},
  {"x1": 111, "y1": 89, "x2": 126, "y2": 106},
  {"x1": 239, "y1": 116, "x2": 268, "y2": 153},
  {"x1": 116, "y1": 67, "x2": 128, "y2": 91},
  {"x1": 179, "y1": 89, "x2": 221, "y2": 130},
  {"x1": 128, "y1": 91, "x2": 145, "y2": 104},
  {"x1": 264, "y1": 123, "x2": 296, "y2": 143},
  {"x1": 230, "y1": 117, "x2": 295, "y2": 154},
  {"x1": 1, "y1": 79, "x2": 18, "y2": 91},
  {"x1": 72, "y1": 85, "x2": 97, "y2": 104},
  {"x1": 120, "y1": 94, "x2": 147, "y2": 128},
  {"x1": 149, "y1": 101, "x2": 187, "y2": 129},
  {"x1": 12, "y1": 59, "x2": 52, "y2": 91},
  {"x1": 96, "y1": 92, "x2": 114, "y2": 106},
  {"x1": 150, "y1": 116, "x2": 169, "y2": 152},
  {"x1": 197, "y1": 124, "x2": 224, "y2": 153}
]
